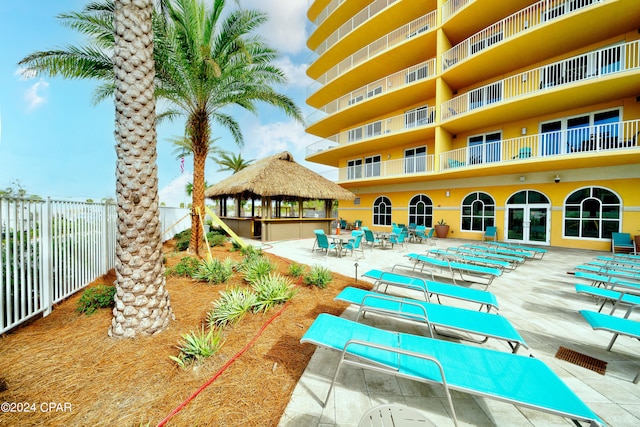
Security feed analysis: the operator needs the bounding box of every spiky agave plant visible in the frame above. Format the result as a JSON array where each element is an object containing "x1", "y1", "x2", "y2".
[
  {"x1": 193, "y1": 257, "x2": 235, "y2": 284},
  {"x1": 251, "y1": 273, "x2": 298, "y2": 313},
  {"x1": 169, "y1": 325, "x2": 224, "y2": 368},
  {"x1": 207, "y1": 286, "x2": 257, "y2": 328}
]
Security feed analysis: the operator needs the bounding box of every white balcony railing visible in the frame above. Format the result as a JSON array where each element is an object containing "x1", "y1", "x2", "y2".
[
  {"x1": 306, "y1": 58, "x2": 436, "y2": 126},
  {"x1": 442, "y1": 40, "x2": 639, "y2": 120},
  {"x1": 311, "y1": 0, "x2": 346, "y2": 27},
  {"x1": 309, "y1": 10, "x2": 437, "y2": 94},
  {"x1": 442, "y1": 0, "x2": 473, "y2": 22},
  {"x1": 337, "y1": 155, "x2": 435, "y2": 182},
  {"x1": 312, "y1": 0, "x2": 397, "y2": 58},
  {"x1": 440, "y1": 119, "x2": 640, "y2": 170},
  {"x1": 306, "y1": 106, "x2": 436, "y2": 157},
  {"x1": 442, "y1": 0, "x2": 604, "y2": 71}
]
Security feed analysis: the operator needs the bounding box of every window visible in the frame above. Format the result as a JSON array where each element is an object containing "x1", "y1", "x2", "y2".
[
  {"x1": 405, "y1": 106, "x2": 429, "y2": 128},
  {"x1": 348, "y1": 94, "x2": 364, "y2": 105},
  {"x1": 404, "y1": 146, "x2": 427, "y2": 173},
  {"x1": 469, "y1": 82, "x2": 502, "y2": 109},
  {"x1": 365, "y1": 121, "x2": 382, "y2": 138},
  {"x1": 405, "y1": 65, "x2": 429, "y2": 83},
  {"x1": 564, "y1": 187, "x2": 621, "y2": 239},
  {"x1": 373, "y1": 196, "x2": 392, "y2": 226},
  {"x1": 348, "y1": 127, "x2": 363, "y2": 142},
  {"x1": 364, "y1": 155, "x2": 381, "y2": 177},
  {"x1": 540, "y1": 108, "x2": 621, "y2": 155},
  {"x1": 461, "y1": 192, "x2": 495, "y2": 231},
  {"x1": 408, "y1": 194, "x2": 433, "y2": 227},
  {"x1": 347, "y1": 159, "x2": 362, "y2": 180},
  {"x1": 468, "y1": 132, "x2": 501, "y2": 164}
]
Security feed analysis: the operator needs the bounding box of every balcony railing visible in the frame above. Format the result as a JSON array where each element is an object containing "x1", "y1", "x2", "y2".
[
  {"x1": 306, "y1": 58, "x2": 436, "y2": 125},
  {"x1": 440, "y1": 119, "x2": 640, "y2": 170},
  {"x1": 338, "y1": 155, "x2": 435, "y2": 182},
  {"x1": 441, "y1": 40, "x2": 639, "y2": 120},
  {"x1": 311, "y1": 0, "x2": 346, "y2": 27},
  {"x1": 442, "y1": 0, "x2": 604, "y2": 71},
  {"x1": 306, "y1": 106, "x2": 436, "y2": 157},
  {"x1": 312, "y1": 0, "x2": 397, "y2": 58},
  {"x1": 309, "y1": 10, "x2": 437, "y2": 91},
  {"x1": 442, "y1": 0, "x2": 473, "y2": 22}
]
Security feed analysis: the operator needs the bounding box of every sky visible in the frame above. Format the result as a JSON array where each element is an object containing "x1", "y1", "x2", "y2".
[{"x1": 0, "y1": 0, "x2": 331, "y2": 206}]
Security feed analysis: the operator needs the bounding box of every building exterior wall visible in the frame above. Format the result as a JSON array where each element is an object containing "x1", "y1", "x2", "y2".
[{"x1": 305, "y1": 0, "x2": 640, "y2": 250}]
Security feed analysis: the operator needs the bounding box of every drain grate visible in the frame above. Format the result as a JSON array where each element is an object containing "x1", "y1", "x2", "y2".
[{"x1": 555, "y1": 346, "x2": 607, "y2": 375}]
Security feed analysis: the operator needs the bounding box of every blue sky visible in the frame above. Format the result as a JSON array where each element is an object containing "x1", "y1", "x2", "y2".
[{"x1": 0, "y1": 0, "x2": 327, "y2": 206}]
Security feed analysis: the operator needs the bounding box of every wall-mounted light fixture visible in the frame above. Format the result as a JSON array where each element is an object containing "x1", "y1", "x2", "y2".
[
  {"x1": 445, "y1": 190, "x2": 450, "y2": 197},
  {"x1": 519, "y1": 176, "x2": 525, "y2": 182},
  {"x1": 387, "y1": 154, "x2": 391, "y2": 159},
  {"x1": 554, "y1": 174, "x2": 561, "y2": 183},
  {"x1": 521, "y1": 127, "x2": 527, "y2": 135}
]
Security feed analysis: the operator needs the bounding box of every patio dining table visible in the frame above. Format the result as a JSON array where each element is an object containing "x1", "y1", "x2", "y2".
[{"x1": 327, "y1": 234, "x2": 351, "y2": 257}]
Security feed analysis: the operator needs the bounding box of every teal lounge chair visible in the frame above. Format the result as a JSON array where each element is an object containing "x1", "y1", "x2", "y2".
[
  {"x1": 335, "y1": 287, "x2": 527, "y2": 353},
  {"x1": 468, "y1": 243, "x2": 536, "y2": 259},
  {"x1": 405, "y1": 253, "x2": 503, "y2": 289},
  {"x1": 486, "y1": 241, "x2": 546, "y2": 259},
  {"x1": 301, "y1": 314, "x2": 604, "y2": 426},
  {"x1": 361, "y1": 269, "x2": 499, "y2": 312},
  {"x1": 456, "y1": 245, "x2": 524, "y2": 266},
  {"x1": 575, "y1": 284, "x2": 640, "y2": 314},
  {"x1": 427, "y1": 248, "x2": 511, "y2": 271},
  {"x1": 611, "y1": 232, "x2": 635, "y2": 254}
]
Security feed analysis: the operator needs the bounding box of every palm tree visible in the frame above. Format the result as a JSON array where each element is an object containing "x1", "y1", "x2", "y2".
[
  {"x1": 109, "y1": 0, "x2": 172, "y2": 337},
  {"x1": 154, "y1": 0, "x2": 304, "y2": 254},
  {"x1": 215, "y1": 151, "x2": 254, "y2": 174}
]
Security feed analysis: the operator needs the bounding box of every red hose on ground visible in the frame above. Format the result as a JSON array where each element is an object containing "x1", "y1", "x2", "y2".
[{"x1": 156, "y1": 299, "x2": 292, "y2": 427}]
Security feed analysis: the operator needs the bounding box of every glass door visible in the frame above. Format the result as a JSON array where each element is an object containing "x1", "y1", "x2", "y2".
[{"x1": 506, "y1": 205, "x2": 549, "y2": 244}]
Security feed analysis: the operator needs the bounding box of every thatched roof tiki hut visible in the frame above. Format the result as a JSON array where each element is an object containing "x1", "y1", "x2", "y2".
[{"x1": 204, "y1": 151, "x2": 355, "y2": 242}]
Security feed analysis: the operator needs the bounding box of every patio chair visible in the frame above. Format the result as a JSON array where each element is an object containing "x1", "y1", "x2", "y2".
[
  {"x1": 362, "y1": 229, "x2": 382, "y2": 251},
  {"x1": 580, "y1": 306, "x2": 640, "y2": 352},
  {"x1": 339, "y1": 218, "x2": 348, "y2": 230},
  {"x1": 611, "y1": 232, "x2": 635, "y2": 254},
  {"x1": 314, "y1": 231, "x2": 340, "y2": 257},
  {"x1": 343, "y1": 231, "x2": 365, "y2": 259},
  {"x1": 388, "y1": 227, "x2": 407, "y2": 249},
  {"x1": 312, "y1": 229, "x2": 325, "y2": 251},
  {"x1": 513, "y1": 146, "x2": 532, "y2": 159},
  {"x1": 362, "y1": 268, "x2": 499, "y2": 312},
  {"x1": 336, "y1": 287, "x2": 527, "y2": 353},
  {"x1": 301, "y1": 314, "x2": 604, "y2": 426},
  {"x1": 353, "y1": 219, "x2": 363, "y2": 229},
  {"x1": 575, "y1": 284, "x2": 640, "y2": 314},
  {"x1": 486, "y1": 241, "x2": 547, "y2": 259},
  {"x1": 483, "y1": 226, "x2": 498, "y2": 242},
  {"x1": 406, "y1": 253, "x2": 503, "y2": 289},
  {"x1": 413, "y1": 225, "x2": 427, "y2": 242}
]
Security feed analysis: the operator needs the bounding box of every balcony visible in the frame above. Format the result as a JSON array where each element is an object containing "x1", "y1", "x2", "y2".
[
  {"x1": 312, "y1": 0, "x2": 398, "y2": 58},
  {"x1": 310, "y1": 0, "x2": 345, "y2": 28},
  {"x1": 307, "y1": 9, "x2": 437, "y2": 103},
  {"x1": 337, "y1": 155, "x2": 436, "y2": 183},
  {"x1": 441, "y1": 40, "x2": 640, "y2": 127},
  {"x1": 440, "y1": 119, "x2": 640, "y2": 171},
  {"x1": 306, "y1": 106, "x2": 437, "y2": 164},
  {"x1": 442, "y1": 0, "x2": 604, "y2": 73},
  {"x1": 306, "y1": 58, "x2": 437, "y2": 131}
]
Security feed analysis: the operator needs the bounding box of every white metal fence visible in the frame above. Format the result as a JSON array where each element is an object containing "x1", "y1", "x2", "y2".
[{"x1": 0, "y1": 197, "x2": 189, "y2": 334}]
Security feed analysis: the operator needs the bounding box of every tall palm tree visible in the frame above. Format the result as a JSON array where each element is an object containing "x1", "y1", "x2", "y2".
[
  {"x1": 154, "y1": 0, "x2": 304, "y2": 254},
  {"x1": 109, "y1": 0, "x2": 172, "y2": 337},
  {"x1": 215, "y1": 151, "x2": 254, "y2": 174}
]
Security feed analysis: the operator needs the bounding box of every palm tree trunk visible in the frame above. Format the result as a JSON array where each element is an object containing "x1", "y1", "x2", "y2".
[
  {"x1": 188, "y1": 110, "x2": 211, "y2": 255},
  {"x1": 110, "y1": 0, "x2": 172, "y2": 338}
]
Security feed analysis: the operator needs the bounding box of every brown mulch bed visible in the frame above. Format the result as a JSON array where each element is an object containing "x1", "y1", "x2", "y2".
[{"x1": 0, "y1": 241, "x2": 366, "y2": 426}]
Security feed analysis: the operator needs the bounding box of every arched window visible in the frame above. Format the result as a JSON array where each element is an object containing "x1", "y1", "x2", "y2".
[
  {"x1": 373, "y1": 196, "x2": 392, "y2": 226},
  {"x1": 408, "y1": 194, "x2": 433, "y2": 226},
  {"x1": 564, "y1": 187, "x2": 621, "y2": 239},
  {"x1": 461, "y1": 192, "x2": 495, "y2": 231}
]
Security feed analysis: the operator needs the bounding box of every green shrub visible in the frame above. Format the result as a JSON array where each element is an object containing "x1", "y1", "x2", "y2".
[
  {"x1": 207, "y1": 287, "x2": 257, "y2": 328},
  {"x1": 165, "y1": 256, "x2": 200, "y2": 277},
  {"x1": 193, "y1": 257, "x2": 235, "y2": 284},
  {"x1": 76, "y1": 284, "x2": 116, "y2": 315},
  {"x1": 303, "y1": 265, "x2": 333, "y2": 289},
  {"x1": 207, "y1": 233, "x2": 227, "y2": 247},
  {"x1": 174, "y1": 229, "x2": 191, "y2": 251},
  {"x1": 287, "y1": 263, "x2": 305, "y2": 278},
  {"x1": 251, "y1": 273, "x2": 297, "y2": 313},
  {"x1": 169, "y1": 326, "x2": 224, "y2": 368}
]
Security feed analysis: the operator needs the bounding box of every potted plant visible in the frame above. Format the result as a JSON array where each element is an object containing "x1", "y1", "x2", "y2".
[{"x1": 434, "y1": 219, "x2": 450, "y2": 238}]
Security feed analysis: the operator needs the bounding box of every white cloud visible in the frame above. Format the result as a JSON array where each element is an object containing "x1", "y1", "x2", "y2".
[
  {"x1": 24, "y1": 79, "x2": 49, "y2": 111},
  {"x1": 238, "y1": 0, "x2": 308, "y2": 55},
  {"x1": 275, "y1": 56, "x2": 310, "y2": 88},
  {"x1": 159, "y1": 172, "x2": 193, "y2": 207},
  {"x1": 14, "y1": 67, "x2": 37, "y2": 80}
]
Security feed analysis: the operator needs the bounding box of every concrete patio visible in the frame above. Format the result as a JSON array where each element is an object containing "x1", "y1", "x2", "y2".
[{"x1": 260, "y1": 236, "x2": 640, "y2": 427}]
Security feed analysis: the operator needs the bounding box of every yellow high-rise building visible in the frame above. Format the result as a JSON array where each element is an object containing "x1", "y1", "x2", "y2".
[{"x1": 305, "y1": 0, "x2": 640, "y2": 250}]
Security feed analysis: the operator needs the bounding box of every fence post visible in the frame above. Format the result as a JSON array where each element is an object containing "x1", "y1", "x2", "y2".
[{"x1": 42, "y1": 197, "x2": 53, "y2": 317}]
